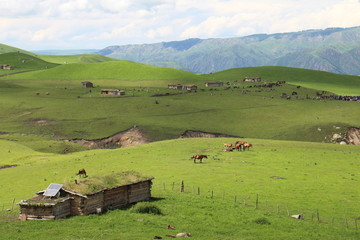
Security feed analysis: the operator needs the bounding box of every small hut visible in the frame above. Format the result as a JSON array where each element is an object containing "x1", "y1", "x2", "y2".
[
  {"x1": 101, "y1": 89, "x2": 125, "y2": 95},
  {"x1": 183, "y1": 85, "x2": 197, "y2": 91},
  {"x1": 18, "y1": 171, "x2": 154, "y2": 220},
  {"x1": 204, "y1": 82, "x2": 224, "y2": 87},
  {"x1": 81, "y1": 81, "x2": 94, "y2": 88},
  {"x1": 168, "y1": 84, "x2": 183, "y2": 90},
  {"x1": 0, "y1": 65, "x2": 13, "y2": 70},
  {"x1": 243, "y1": 77, "x2": 261, "y2": 82}
]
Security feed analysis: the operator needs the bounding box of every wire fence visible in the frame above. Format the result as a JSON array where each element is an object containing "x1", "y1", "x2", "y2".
[
  {"x1": 152, "y1": 180, "x2": 359, "y2": 231},
  {"x1": 1, "y1": 181, "x2": 359, "y2": 231}
]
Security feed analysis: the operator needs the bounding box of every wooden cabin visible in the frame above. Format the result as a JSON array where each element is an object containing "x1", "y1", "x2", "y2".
[
  {"x1": 0, "y1": 65, "x2": 13, "y2": 70},
  {"x1": 81, "y1": 81, "x2": 94, "y2": 88},
  {"x1": 18, "y1": 177, "x2": 154, "y2": 220},
  {"x1": 101, "y1": 89, "x2": 125, "y2": 95},
  {"x1": 168, "y1": 84, "x2": 197, "y2": 91},
  {"x1": 183, "y1": 85, "x2": 197, "y2": 91},
  {"x1": 168, "y1": 84, "x2": 183, "y2": 90},
  {"x1": 243, "y1": 77, "x2": 261, "y2": 82},
  {"x1": 204, "y1": 82, "x2": 224, "y2": 87}
]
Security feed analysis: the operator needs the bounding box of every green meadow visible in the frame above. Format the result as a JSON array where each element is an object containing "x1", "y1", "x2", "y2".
[
  {"x1": 0, "y1": 51, "x2": 360, "y2": 239},
  {"x1": 1, "y1": 138, "x2": 360, "y2": 239},
  {"x1": 37, "y1": 54, "x2": 117, "y2": 64}
]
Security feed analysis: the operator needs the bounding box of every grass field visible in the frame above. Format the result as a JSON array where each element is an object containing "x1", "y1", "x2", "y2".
[
  {"x1": 37, "y1": 54, "x2": 118, "y2": 64},
  {"x1": 0, "y1": 138, "x2": 360, "y2": 239},
  {"x1": 0, "y1": 51, "x2": 359, "y2": 239}
]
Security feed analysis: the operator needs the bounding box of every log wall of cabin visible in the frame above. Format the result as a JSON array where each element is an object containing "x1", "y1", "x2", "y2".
[
  {"x1": 84, "y1": 193, "x2": 104, "y2": 214},
  {"x1": 53, "y1": 200, "x2": 71, "y2": 219},
  {"x1": 128, "y1": 181, "x2": 151, "y2": 203},
  {"x1": 103, "y1": 186, "x2": 128, "y2": 209}
]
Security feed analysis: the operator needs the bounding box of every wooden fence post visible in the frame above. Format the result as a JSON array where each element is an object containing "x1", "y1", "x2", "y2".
[
  {"x1": 211, "y1": 190, "x2": 213, "y2": 199},
  {"x1": 234, "y1": 195, "x2": 237, "y2": 203},
  {"x1": 277, "y1": 205, "x2": 280, "y2": 214},
  {"x1": 286, "y1": 204, "x2": 290, "y2": 216},
  {"x1": 11, "y1": 198, "x2": 15, "y2": 211},
  {"x1": 256, "y1": 194, "x2": 259, "y2": 209},
  {"x1": 345, "y1": 217, "x2": 348, "y2": 229},
  {"x1": 180, "y1": 180, "x2": 184, "y2": 192},
  {"x1": 355, "y1": 219, "x2": 358, "y2": 231},
  {"x1": 316, "y1": 209, "x2": 320, "y2": 223},
  {"x1": 172, "y1": 182, "x2": 175, "y2": 191},
  {"x1": 197, "y1": 187, "x2": 200, "y2": 195}
]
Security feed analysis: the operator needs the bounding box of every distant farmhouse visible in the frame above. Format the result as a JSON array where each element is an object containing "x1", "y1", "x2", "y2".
[
  {"x1": 204, "y1": 82, "x2": 224, "y2": 87},
  {"x1": 81, "y1": 81, "x2": 94, "y2": 88},
  {"x1": 101, "y1": 89, "x2": 125, "y2": 95},
  {"x1": 168, "y1": 84, "x2": 197, "y2": 91},
  {"x1": 18, "y1": 173, "x2": 154, "y2": 220},
  {"x1": 243, "y1": 77, "x2": 261, "y2": 82},
  {"x1": 0, "y1": 65, "x2": 13, "y2": 70}
]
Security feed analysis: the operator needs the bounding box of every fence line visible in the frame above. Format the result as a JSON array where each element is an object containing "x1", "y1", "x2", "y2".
[{"x1": 153, "y1": 181, "x2": 359, "y2": 231}]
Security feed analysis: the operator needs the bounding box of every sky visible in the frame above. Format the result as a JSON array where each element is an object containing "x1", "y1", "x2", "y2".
[{"x1": 0, "y1": 0, "x2": 359, "y2": 50}]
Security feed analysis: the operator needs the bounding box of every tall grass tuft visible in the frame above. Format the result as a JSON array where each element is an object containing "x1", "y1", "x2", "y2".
[{"x1": 130, "y1": 202, "x2": 163, "y2": 215}]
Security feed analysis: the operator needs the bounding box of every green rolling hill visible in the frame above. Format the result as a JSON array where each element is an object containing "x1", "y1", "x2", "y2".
[
  {"x1": 0, "y1": 43, "x2": 35, "y2": 55},
  {"x1": 0, "y1": 52, "x2": 59, "y2": 73},
  {"x1": 37, "y1": 54, "x2": 118, "y2": 64}
]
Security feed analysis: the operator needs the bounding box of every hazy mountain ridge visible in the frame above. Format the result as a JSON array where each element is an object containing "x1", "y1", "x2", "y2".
[{"x1": 98, "y1": 27, "x2": 360, "y2": 74}]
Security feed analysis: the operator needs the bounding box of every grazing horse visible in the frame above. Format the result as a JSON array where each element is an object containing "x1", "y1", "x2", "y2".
[
  {"x1": 76, "y1": 168, "x2": 87, "y2": 178},
  {"x1": 191, "y1": 154, "x2": 207, "y2": 163},
  {"x1": 234, "y1": 141, "x2": 247, "y2": 151},
  {"x1": 243, "y1": 143, "x2": 253, "y2": 151},
  {"x1": 223, "y1": 143, "x2": 232, "y2": 148}
]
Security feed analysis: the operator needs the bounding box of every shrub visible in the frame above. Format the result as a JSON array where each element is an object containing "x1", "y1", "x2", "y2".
[
  {"x1": 253, "y1": 217, "x2": 271, "y2": 225},
  {"x1": 131, "y1": 202, "x2": 163, "y2": 215}
]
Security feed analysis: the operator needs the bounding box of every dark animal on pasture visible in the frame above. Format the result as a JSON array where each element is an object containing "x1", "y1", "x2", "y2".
[
  {"x1": 191, "y1": 155, "x2": 207, "y2": 163},
  {"x1": 167, "y1": 224, "x2": 176, "y2": 230},
  {"x1": 76, "y1": 168, "x2": 87, "y2": 178},
  {"x1": 243, "y1": 143, "x2": 253, "y2": 150}
]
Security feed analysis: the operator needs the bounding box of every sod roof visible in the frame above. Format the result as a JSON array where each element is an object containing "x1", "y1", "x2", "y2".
[{"x1": 63, "y1": 170, "x2": 154, "y2": 195}]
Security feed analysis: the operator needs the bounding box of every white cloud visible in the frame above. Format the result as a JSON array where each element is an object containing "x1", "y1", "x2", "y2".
[{"x1": 0, "y1": 0, "x2": 359, "y2": 49}]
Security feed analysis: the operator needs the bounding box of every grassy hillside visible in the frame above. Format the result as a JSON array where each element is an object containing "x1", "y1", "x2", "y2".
[
  {"x1": 0, "y1": 64, "x2": 358, "y2": 143},
  {"x1": 0, "y1": 52, "x2": 59, "y2": 73},
  {"x1": 3, "y1": 60, "x2": 202, "y2": 85},
  {"x1": 1, "y1": 138, "x2": 360, "y2": 239},
  {"x1": 38, "y1": 54, "x2": 118, "y2": 64},
  {"x1": 0, "y1": 43, "x2": 34, "y2": 55},
  {"x1": 202, "y1": 66, "x2": 360, "y2": 95}
]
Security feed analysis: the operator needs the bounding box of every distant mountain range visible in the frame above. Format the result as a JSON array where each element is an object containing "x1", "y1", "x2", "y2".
[{"x1": 98, "y1": 26, "x2": 360, "y2": 75}]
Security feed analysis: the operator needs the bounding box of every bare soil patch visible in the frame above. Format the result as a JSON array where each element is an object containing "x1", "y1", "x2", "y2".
[
  {"x1": 0, "y1": 165, "x2": 17, "y2": 170},
  {"x1": 345, "y1": 127, "x2": 360, "y2": 145},
  {"x1": 68, "y1": 126, "x2": 152, "y2": 149},
  {"x1": 179, "y1": 130, "x2": 242, "y2": 138}
]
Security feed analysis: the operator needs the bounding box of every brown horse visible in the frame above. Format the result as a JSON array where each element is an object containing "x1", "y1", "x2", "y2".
[
  {"x1": 76, "y1": 168, "x2": 87, "y2": 178},
  {"x1": 223, "y1": 143, "x2": 232, "y2": 148},
  {"x1": 243, "y1": 143, "x2": 253, "y2": 151},
  {"x1": 234, "y1": 141, "x2": 247, "y2": 151},
  {"x1": 191, "y1": 154, "x2": 207, "y2": 163}
]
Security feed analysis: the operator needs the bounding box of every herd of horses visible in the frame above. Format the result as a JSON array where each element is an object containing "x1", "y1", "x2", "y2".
[
  {"x1": 191, "y1": 140, "x2": 253, "y2": 163},
  {"x1": 223, "y1": 141, "x2": 253, "y2": 152}
]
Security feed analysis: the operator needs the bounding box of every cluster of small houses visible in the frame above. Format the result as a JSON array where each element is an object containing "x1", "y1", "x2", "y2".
[
  {"x1": 81, "y1": 77, "x2": 261, "y2": 96},
  {"x1": 81, "y1": 81, "x2": 125, "y2": 96},
  {"x1": 168, "y1": 77, "x2": 262, "y2": 91}
]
